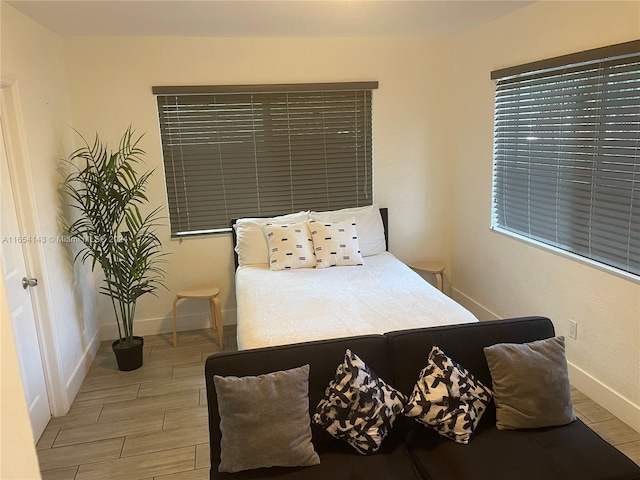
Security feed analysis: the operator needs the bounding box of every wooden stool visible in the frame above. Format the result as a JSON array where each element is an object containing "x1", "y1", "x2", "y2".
[
  {"x1": 410, "y1": 261, "x2": 445, "y2": 292},
  {"x1": 173, "y1": 284, "x2": 224, "y2": 348}
]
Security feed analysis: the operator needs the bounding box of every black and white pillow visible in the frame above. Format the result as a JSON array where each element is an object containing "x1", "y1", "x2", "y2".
[
  {"x1": 313, "y1": 349, "x2": 406, "y2": 455},
  {"x1": 264, "y1": 222, "x2": 315, "y2": 271},
  {"x1": 308, "y1": 218, "x2": 364, "y2": 268},
  {"x1": 404, "y1": 346, "x2": 492, "y2": 444}
]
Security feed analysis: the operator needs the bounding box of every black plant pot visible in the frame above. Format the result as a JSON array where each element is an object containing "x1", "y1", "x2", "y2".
[{"x1": 112, "y1": 336, "x2": 144, "y2": 371}]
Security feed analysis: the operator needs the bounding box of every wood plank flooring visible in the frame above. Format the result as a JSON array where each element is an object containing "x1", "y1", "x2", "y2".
[
  {"x1": 37, "y1": 328, "x2": 234, "y2": 480},
  {"x1": 37, "y1": 328, "x2": 640, "y2": 479}
]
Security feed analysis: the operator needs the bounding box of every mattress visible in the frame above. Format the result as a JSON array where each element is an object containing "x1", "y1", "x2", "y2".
[{"x1": 235, "y1": 252, "x2": 478, "y2": 350}]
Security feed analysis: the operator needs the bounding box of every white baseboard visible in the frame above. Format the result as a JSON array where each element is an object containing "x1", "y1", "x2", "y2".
[
  {"x1": 99, "y1": 309, "x2": 237, "y2": 342},
  {"x1": 450, "y1": 287, "x2": 500, "y2": 321},
  {"x1": 63, "y1": 328, "x2": 101, "y2": 415},
  {"x1": 452, "y1": 286, "x2": 640, "y2": 433},
  {"x1": 568, "y1": 362, "x2": 640, "y2": 432}
]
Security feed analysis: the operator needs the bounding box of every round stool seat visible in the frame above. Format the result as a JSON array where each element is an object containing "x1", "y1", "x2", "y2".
[
  {"x1": 173, "y1": 284, "x2": 224, "y2": 348},
  {"x1": 176, "y1": 284, "x2": 220, "y2": 299},
  {"x1": 409, "y1": 261, "x2": 446, "y2": 293},
  {"x1": 410, "y1": 261, "x2": 445, "y2": 274}
]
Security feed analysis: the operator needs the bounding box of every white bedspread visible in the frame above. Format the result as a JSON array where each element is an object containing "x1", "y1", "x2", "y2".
[{"x1": 235, "y1": 252, "x2": 478, "y2": 350}]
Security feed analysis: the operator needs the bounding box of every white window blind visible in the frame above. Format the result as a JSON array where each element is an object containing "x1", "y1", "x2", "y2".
[
  {"x1": 491, "y1": 40, "x2": 639, "y2": 277},
  {"x1": 153, "y1": 82, "x2": 376, "y2": 236}
]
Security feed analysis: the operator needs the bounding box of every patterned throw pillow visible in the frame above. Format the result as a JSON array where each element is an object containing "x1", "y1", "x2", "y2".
[
  {"x1": 310, "y1": 205, "x2": 386, "y2": 257},
  {"x1": 308, "y1": 218, "x2": 364, "y2": 268},
  {"x1": 233, "y1": 211, "x2": 310, "y2": 266},
  {"x1": 313, "y1": 349, "x2": 406, "y2": 455},
  {"x1": 264, "y1": 222, "x2": 315, "y2": 271},
  {"x1": 404, "y1": 346, "x2": 492, "y2": 444}
]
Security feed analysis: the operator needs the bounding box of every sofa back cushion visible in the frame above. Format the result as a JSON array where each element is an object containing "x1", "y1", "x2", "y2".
[
  {"x1": 386, "y1": 316, "x2": 556, "y2": 426},
  {"x1": 205, "y1": 335, "x2": 392, "y2": 464}
]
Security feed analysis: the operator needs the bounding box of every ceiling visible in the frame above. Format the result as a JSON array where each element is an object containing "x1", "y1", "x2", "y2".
[{"x1": 6, "y1": 0, "x2": 535, "y2": 37}]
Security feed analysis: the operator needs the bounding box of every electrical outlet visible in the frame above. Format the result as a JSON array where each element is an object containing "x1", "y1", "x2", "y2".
[{"x1": 569, "y1": 320, "x2": 578, "y2": 340}]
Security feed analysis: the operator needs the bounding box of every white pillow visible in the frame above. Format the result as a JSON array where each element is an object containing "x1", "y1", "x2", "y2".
[
  {"x1": 234, "y1": 211, "x2": 310, "y2": 267},
  {"x1": 309, "y1": 219, "x2": 364, "y2": 268},
  {"x1": 310, "y1": 205, "x2": 385, "y2": 257},
  {"x1": 264, "y1": 222, "x2": 315, "y2": 271}
]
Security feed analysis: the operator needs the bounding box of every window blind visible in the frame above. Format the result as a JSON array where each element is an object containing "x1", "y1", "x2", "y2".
[
  {"x1": 154, "y1": 82, "x2": 376, "y2": 236},
  {"x1": 491, "y1": 41, "x2": 640, "y2": 277}
]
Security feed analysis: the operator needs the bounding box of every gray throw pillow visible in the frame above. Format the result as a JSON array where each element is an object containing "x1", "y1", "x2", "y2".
[
  {"x1": 213, "y1": 365, "x2": 320, "y2": 473},
  {"x1": 484, "y1": 336, "x2": 576, "y2": 430}
]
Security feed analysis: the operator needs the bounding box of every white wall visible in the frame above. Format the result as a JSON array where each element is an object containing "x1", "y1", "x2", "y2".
[
  {"x1": 62, "y1": 35, "x2": 458, "y2": 336},
  {"x1": 450, "y1": 1, "x2": 640, "y2": 429},
  {"x1": 2, "y1": 0, "x2": 639, "y2": 439},
  {"x1": 1, "y1": 3, "x2": 99, "y2": 411}
]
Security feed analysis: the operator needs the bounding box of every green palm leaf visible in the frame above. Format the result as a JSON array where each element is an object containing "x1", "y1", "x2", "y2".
[{"x1": 64, "y1": 126, "x2": 169, "y2": 346}]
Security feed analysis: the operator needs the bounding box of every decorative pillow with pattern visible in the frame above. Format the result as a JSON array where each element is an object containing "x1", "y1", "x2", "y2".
[
  {"x1": 404, "y1": 346, "x2": 492, "y2": 444},
  {"x1": 308, "y1": 218, "x2": 364, "y2": 268},
  {"x1": 313, "y1": 349, "x2": 406, "y2": 455},
  {"x1": 310, "y1": 204, "x2": 386, "y2": 256},
  {"x1": 264, "y1": 222, "x2": 315, "y2": 271},
  {"x1": 233, "y1": 211, "x2": 310, "y2": 267}
]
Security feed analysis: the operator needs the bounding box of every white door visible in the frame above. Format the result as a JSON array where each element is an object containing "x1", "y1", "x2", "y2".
[{"x1": 0, "y1": 117, "x2": 51, "y2": 440}]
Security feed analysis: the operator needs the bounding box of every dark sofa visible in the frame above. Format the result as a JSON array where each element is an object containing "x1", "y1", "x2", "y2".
[{"x1": 205, "y1": 316, "x2": 640, "y2": 479}]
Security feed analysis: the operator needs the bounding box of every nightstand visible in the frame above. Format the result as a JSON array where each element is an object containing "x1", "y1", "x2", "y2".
[
  {"x1": 172, "y1": 284, "x2": 224, "y2": 348},
  {"x1": 410, "y1": 261, "x2": 445, "y2": 292}
]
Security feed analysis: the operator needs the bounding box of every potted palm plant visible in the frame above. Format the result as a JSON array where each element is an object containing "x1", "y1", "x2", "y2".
[{"x1": 64, "y1": 127, "x2": 167, "y2": 371}]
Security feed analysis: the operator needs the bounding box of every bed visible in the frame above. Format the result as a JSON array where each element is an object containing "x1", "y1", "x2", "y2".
[{"x1": 232, "y1": 205, "x2": 478, "y2": 350}]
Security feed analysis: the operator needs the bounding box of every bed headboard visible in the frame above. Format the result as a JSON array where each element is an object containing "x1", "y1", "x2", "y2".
[{"x1": 231, "y1": 207, "x2": 389, "y2": 270}]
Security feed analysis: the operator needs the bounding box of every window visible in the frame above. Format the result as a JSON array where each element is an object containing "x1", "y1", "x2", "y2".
[
  {"x1": 153, "y1": 82, "x2": 377, "y2": 237},
  {"x1": 491, "y1": 40, "x2": 640, "y2": 277}
]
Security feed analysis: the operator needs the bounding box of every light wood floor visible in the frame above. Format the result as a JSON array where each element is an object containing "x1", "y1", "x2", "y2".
[{"x1": 37, "y1": 328, "x2": 640, "y2": 479}]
